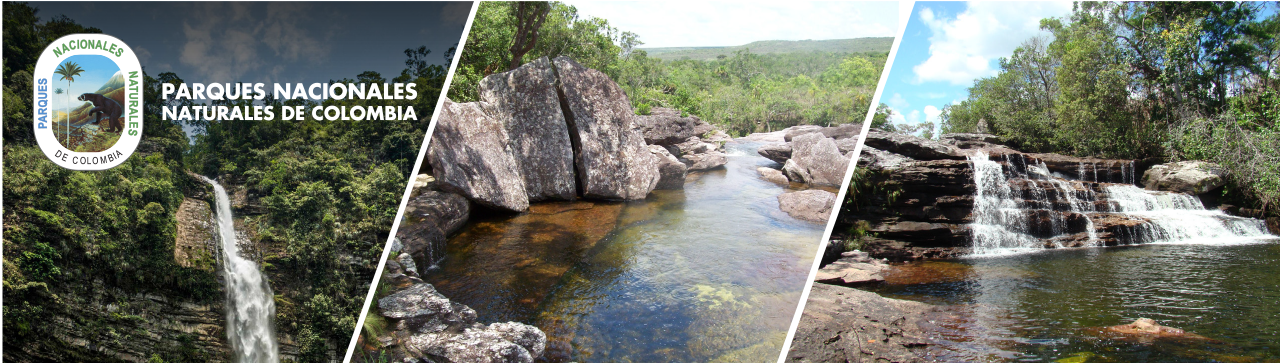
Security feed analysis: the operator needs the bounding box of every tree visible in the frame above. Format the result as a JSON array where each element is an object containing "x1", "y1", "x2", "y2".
[
  {"x1": 508, "y1": 1, "x2": 549, "y2": 70},
  {"x1": 54, "y1": 60, "x2": 83, "y2": 145}
]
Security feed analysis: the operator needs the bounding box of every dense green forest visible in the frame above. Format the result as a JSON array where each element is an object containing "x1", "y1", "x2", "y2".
[
  {"x1": 2, "y1": 2, "x2": 450, "y2": 361},
  {"x1": 939, "y1": 2, "x2": 1280, "y2": 217},
  {"x1": 450, "y1": 1, "x2": 888, "y2": 136}
]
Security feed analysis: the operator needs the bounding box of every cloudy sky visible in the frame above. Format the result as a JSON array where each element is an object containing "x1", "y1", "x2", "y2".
[
  {"x1": 881, "y1": 1, "x2": 1073, "y2": 135},
  {"x1": 565, "y1": 1, "x2": 899, "y2": 48},
  {"x1": 30, "y1": 2, "x2": 472, "y2": 85}
]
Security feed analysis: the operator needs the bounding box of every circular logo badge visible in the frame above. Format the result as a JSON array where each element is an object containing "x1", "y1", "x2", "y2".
[{"x1": 32, "y1": 33, "x2": 143, "y2": 170}]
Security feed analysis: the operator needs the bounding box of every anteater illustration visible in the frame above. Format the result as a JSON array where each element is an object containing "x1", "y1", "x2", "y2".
[{"x1": 77, "y1": 93, "x2": 124, "y2": 133}]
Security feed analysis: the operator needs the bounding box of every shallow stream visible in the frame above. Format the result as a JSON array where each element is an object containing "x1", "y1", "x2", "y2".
[{"x1": 425, "y1": 141, "x2": 827, "y2": 362}]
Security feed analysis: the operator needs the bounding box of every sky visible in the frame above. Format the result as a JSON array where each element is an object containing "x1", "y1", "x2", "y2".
[
  {"x1": 880, "y1": 1, "x2": 1073, "y2": 135},
  {"x1": 31, "y1": 2, "x2": 471, "y2": 86},
  {"x1": 30, "y1": 1, "x2": 472, "y2": 137},
  {"x1": 564, "y1": 1, "x2": 899, "y2": 48}
]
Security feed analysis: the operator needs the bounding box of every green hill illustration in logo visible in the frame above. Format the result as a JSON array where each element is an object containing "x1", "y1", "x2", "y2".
[{"x1": 51, "y1": 54, "x2": 123, "y2": 152}]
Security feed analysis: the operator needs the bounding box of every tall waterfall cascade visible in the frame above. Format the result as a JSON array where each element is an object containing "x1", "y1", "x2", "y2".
[
  {"x1": 202, "y1": 176, "x2": 280, "y2": 363},
  {"x1": 967, "y1": 151, "x2": 1271, "y2": 255}
]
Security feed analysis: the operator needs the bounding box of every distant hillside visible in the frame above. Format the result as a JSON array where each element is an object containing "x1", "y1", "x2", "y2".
[
  {"x1": 641, "y1": 37, "x2": 894, "y2": 61},
  {"x1": 95, "y1": 70, "x2": 126, "y2": 94}
]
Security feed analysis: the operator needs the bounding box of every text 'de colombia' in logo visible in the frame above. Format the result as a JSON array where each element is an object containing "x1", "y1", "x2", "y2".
[{"x1": 32, "y1": 33, "x2": 143, "y2": 170}]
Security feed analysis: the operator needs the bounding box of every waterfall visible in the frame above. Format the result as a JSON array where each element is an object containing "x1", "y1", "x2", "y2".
[
  {"x1": 967, "y1": 152, "x2": 1271, "y2": 256},
  {"x1": 202, "y1": 176, "x2": 279, "y2": 363}
]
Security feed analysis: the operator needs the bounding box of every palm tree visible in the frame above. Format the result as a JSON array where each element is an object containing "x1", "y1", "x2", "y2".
[{"x1": 54, "y1": 61, "x2": 84, "y2": 146}]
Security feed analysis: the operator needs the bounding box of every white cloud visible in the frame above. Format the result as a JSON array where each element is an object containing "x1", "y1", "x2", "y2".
[
  {"x1": 565, "y1": 1, "x2": 898, "y2": 48},
  {"x1": 923, "y1": 105, "x2": 942, "y2": 124},
  {"x1": 887, "y1": 93, "x2": 909, "y2": 110},
  {"x1": 912, "y1": 1, "x2": 1072, "y2": 85}
]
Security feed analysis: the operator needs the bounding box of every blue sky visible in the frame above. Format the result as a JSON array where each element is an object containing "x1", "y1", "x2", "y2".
[
  {"x1": 565, "y1": 1, "x2": 899, "y2": 48},
  {"x1": 881, "y1": 1, "x2": 1074, "y2": 134}
]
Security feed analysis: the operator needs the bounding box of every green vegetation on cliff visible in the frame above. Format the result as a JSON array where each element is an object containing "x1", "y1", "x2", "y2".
[
  {"x1": 940, "y1": 2, "x2": 1280, "y2": 217},
  {"x1": 450, "y1": 1, "x2": 888, "y2": 136},
  {"x1": 3, "y1": 2, "x2": 453, "y2": 361}
]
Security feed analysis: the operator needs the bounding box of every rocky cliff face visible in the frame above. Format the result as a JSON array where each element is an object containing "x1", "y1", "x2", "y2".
[{"x1": 841, "y1": 130, "x2": 1274, "y2": 261}]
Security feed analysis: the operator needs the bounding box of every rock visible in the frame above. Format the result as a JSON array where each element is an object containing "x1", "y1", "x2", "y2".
[
  {"x1": 704, "y1": 130, "x2": 732, "y2": 144},
  {"x1": 412, "y1": 173, "x2": 435, "y2": 190},
  {"x1": 404, "y1": 323, "x2": 546, "y2": 363},
  {"x1": 940, "y1": 133, "x2": 1000, "y2": 144},
  {"x1": 757, "y1": 167, "x2": 789, "y2": 185},
  {"x1": 682, "y1": 151, "x2": 727, "y2": 171},
  {"x1": 1099, "y1": 318, "x2": 1212, "y2": 342},
  {"x1": 786, "y1": 133, "x2": 851, "y2": 186},
  {"x1": 782, "y1": 125, "x2": 825, "y2": 141},
  {"x1": 782, "y1": 159, "x2": 809, "y2": 184},
  {"x1": 858, "y1": 146, "x2": 915, "y2": 170},
  {"x1": 381, "y1": 283, "x2": 548, "y2": 363},
  {"x1": 397, "y1": 252, "x2": 419, "y2": 276},
  {"x1": 649, "y1": 145, "x2": 687, "y2": 190},
  {"x1": 785, "y1": 284, "x2": 936, "y2": 362},
  {"x1": 835, "y1": 137, "x2": 860, "y2": 154},
  {"x1": 778, "y1": 189, "x2": 836, "y2": 223},
  {"x1": 739, "y1": 129, "x2": 789, "y2": 143},
  {"x1": 1142, "y1": 161, "x2": 1226, "y2": 195},
  {"x1": 378, "y1": 283, "x2": 477, "y2": 333},
  {"x1": 756, "y1": 143, "x2": 791, "y2": 164},
  {"x1": 820, "y1": 123, "x2": 862, "y2": 140},
  {"x1": 404, "y1": 190, "x2": 471, "y2": 236},
  {"x1": 553, "y1": 56, "x2": 659, "y2": 200},
  {"x1": 669, "y1": 136, "x2": 718, "y2": 156},
  {"x1": 864, "y1": 130, "x2": 965, "y2": 161},
  {"x1": 428, "y1": 98, "x2": 529, "y2": 212},
  {"x1": 815, "y1": 250, "x2": 888, "y2": 285},
  {"x1": 479, "y1": 57, "x2": 577, "y2": 202},
  {"x1": 395, "y1": 217, "x2": 446, "y2": 273},
  {"x1": 633, "y1": 107, "x2": 713, "y2": 145}
]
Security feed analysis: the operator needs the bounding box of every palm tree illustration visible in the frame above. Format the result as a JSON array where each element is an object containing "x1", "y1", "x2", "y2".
[{"x1": 54, "y1": 61, "x2": 84, "y2": 146}]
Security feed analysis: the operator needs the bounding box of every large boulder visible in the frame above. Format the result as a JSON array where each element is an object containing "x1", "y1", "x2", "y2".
[
  {"x1": 479, "y1": 57, "x2": 577, "y2": 202},
  {"x1": 553, "y1": 56, "x2": 659, "y2": 200},
  {"x1": 786, "y1": 133, "x2": 850, "y2": 186},
  {"x1": 1142, "y1": 161, "x2": 1226, "y2": 195},
  {"x1": 648, "y1": 145, "x2": 687, "y2": 190},
  {"x1": 634, "y1": 107, "x2": 713, "y2": 145},
  {"x1": 778, "y1": 189, "x2": 836, "y2": 223},
  {"x1": 864, "y1": 130, "x2": 965, "y2": 161},
  {"x1": 667, "y1": 136, "x2": 718, "y2": 156},
  {"x1": 428, "y1": 99, "x2": 529, "y2": 212},
  {"x1": 782, "y1": 125, "x2": 825, "y2": 141},
  {"x1": 785, "y1": 284, "x2": 936, "y2": 362}
]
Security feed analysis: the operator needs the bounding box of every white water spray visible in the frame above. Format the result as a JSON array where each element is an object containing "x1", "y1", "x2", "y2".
[
  {"x1": 202, "y1": 176, "x2": 279, "y2": 363},
  {"x1": 967, "y1": 152, "x2": 1271, "y2": 256}
]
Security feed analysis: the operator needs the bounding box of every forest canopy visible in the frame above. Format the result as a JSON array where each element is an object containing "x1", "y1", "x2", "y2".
[{"x1": 449, "y1": 1, "x2": 888, "y2": 136}]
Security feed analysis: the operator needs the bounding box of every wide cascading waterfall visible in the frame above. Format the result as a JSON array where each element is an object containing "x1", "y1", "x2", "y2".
[
  {"x1": 967, "y1": 151, "x2": 1272, "y2": 256},
  {"x1": 202, "y1": 176, "x2": 279, "y2": 363}
]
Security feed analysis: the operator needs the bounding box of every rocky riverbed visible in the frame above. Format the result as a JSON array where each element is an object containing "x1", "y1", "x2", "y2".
[{"x1": 363, "y1": 56, "x2": 849, "y2": 362}]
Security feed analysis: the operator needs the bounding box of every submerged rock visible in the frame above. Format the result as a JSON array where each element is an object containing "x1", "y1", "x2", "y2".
[
  {"x1": 479, "y1": 57, "x2": 577, "y2": 202},
  {"x1": 1143, "y1": 161, "x2": 1226, "y2": 195},
  {"x1": 428, "y1": 98, "x2": 529, "y2": 212},
  {"x1": 778, "y1": 189, "x2": 836, "y2": 223},
  {"x1": 554, "y1": 56, "x2": 660, "y2": 200},
  {"x1": 1098, "y1": 318, "x2": 1213, "y2": 342}
]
